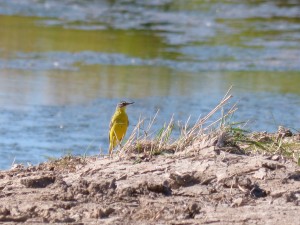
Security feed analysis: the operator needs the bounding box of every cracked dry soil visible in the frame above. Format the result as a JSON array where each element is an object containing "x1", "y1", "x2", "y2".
[{"x1": 0, "y1": 147, "x2": 299, "y2": 225}]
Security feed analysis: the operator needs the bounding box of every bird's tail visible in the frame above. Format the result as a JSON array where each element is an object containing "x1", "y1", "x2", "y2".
[{"x1": 109, "y1": 144, "x2": 113, "y2": 155}]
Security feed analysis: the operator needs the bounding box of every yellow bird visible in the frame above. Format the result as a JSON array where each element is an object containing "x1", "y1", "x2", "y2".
[{"x1": 109, "y1": 101, "x2": 134, "y2": 154}]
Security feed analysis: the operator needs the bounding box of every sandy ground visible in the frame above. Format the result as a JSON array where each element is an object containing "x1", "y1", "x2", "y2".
[{"x1": 0, "y1": 146, "x2": 299, "y2": 225}]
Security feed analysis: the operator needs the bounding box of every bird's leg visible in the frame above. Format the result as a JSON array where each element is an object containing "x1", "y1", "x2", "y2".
[{"x1": 117, "y1": 135, "x2": 126, "y2": 150}]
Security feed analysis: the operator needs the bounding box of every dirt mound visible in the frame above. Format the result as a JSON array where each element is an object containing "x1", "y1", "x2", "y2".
[{"x1": 0, "y1": 147, "x2": 299, "y2": 224}]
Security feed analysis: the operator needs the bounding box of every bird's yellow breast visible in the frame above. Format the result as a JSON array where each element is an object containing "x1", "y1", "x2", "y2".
[
  {"x1": 109, "y1": 109, "x2": 129, "y2": 151},
  {"x1": 110, "y1": 115, "x2": 128, "y2": 139}
]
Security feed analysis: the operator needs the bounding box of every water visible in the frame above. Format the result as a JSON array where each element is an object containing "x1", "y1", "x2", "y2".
[{"x1": 0, "y1": 0, "x2": 300, "y2": 169}]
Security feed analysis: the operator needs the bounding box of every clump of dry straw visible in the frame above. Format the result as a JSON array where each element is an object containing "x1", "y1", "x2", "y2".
[{"x1": 117, "y1": 88, "x2": 237, "y2": 157}]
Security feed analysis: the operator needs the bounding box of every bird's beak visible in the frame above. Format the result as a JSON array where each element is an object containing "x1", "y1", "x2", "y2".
[{"x1": 125, "y1": 102, "x2": 134, "y2": 106}]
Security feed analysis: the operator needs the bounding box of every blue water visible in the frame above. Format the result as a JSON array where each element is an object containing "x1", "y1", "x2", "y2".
[{"x1": 0, "y1": 0, "x2": 299, "y2": 169}]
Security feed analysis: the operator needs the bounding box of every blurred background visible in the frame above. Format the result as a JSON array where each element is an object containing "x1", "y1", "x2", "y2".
[{"x1": 0, "y1": 0, "x2": 299, "y2": 169}]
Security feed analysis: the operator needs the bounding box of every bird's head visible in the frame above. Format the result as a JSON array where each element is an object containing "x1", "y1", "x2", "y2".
[{"x1": 117, "y1": 101, "x2": 134, "y2": 109}]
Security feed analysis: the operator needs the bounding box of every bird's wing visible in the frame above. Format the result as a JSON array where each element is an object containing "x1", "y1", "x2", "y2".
[
  {"x1": 109, "y1": 113, "x2": 118, "y2": 129},
  {"x1": 108, "y1": 119, "x2": 113, "y2": 142},
  {"x1": 108, "y1": 113, "x2": 118, "y2": 141}
]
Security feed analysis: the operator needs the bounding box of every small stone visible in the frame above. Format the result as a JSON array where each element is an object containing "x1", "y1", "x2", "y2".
[
  {"x1": 271, "y1": 155, "x2": 280, "y2": 161},
  {"x1": 231, "y1": 197, "x2": 244, "y2": 207},
  {"x1": 253, "y1": 168, "x2": 268, "y2": 180}
]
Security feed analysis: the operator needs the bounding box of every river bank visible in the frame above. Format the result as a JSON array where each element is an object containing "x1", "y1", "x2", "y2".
[{"x1": 0, "y1": 128, "x2": 299, "y2": 224}]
